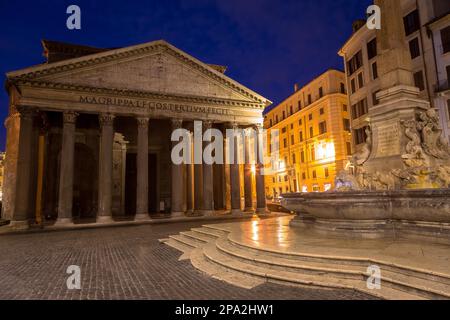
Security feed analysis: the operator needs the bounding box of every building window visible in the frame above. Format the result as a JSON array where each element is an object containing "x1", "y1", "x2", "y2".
[
  {"x1": 346, "y1": 142, "x2": 352, "y2": 155},
  {"x1": 347, "y1": 50, "x2": 363, "y2": 76},
  {"x1": 441, "y1": 26, "x2": 450, "y2": 54},
  {"x1": 309, "y1": 127, "x2": 314, "y2": 138},
  {"x1": 290, "y1": 123, "x2": 294, "y2": 130},
  {"x1": 276, "y1": 115, "x2": 279, "y2": 123},
  {"x1": 351, "y1": 78, "x2": 356, "y2": 94},
  {"x1": 291, "y1": 135, "x2": 295, "y2": 145},
  {"x1": 292, "y1": 153, "x2": 296, "y2": 164},
  {"x1": 340, "y1": 82, "x2": 346, "y2": 94},
  {"x1": 298, "y1": 100, "x2": 302, "y2": 111},
  {"x1": 307, "y1": 94, "x2": 312, "y2": 105},
  {"x1": 409, "y1": 37, "x2": 421, "y2": 59},
  {"x1": 357, "y1": 72, "x2": 364, "y2": 89},
  {"x1": 301, "y1": 151, "x2": 305, "y2": 163},
  {"x1": 299, "y1": 131, "x2": 303, "y2": 142},
  {"x1": 367, "y1": 38, "x2": 377, "y2": 60},
  {"x1": 302, "y1": 172, "x2": 306, "y2": 180},
  {"x1": 282, "y1": 127, "x2": 287, "y2": 133},
  {"x1": 351, "y1": 98, "x2": 368, "y2": 119},
  {"x1": 372, "y1": 90, "x2": 380, "y2": 106},
  {"x1": 319, "y1": 87, "x2": 323, "y2": 98},
  {"x1": 299, "y1": 119, "x2": 302, "y2": 126},
  {"x1": 343, "y1": 104, "x2": 348, "y2": 112},
  {"x1": 403, "y1": 10, "x2": 420, "y2": 36},
  {"x1": 324, "y1": 167, "x2": 329, "y2": 178},
  {"x1": 372, "y1": 62, "x2": 378, "y2": 80},
  {"x1": 290, "y1": 105, "x2": 293, "y2": 115},
  {"x1": 319, "y1": 121, "x2": 327, "y2": 134},
  {"x1": 354, "y1": 126, "x2": 368, "y2": 145},
  {"x1": 312, "y1": 170, "x2": 317, "y2": 179},
  {"x1": 320, "y1": 108, "x2": 324, "y2": 115},
  {"x1": 269, "y1": 119, "x2": 273, "y2": 127},
  {"x1": 414, "y1": 70, "x2": 425, "y2": 91},
  {"x1": 282, "y1": 111, "x2": 286, "y2": 120},
  {"x1": 308, "y1": 114, "x2": 313, "y2": 121},
  {"x1": 283, "y1": 138, "x2": 287, "y2": 148},
  {"x1": 284, "y1": 175, "x2": 288, "y2": 182},
  {"x1": 343, "y1": 119, "x2": 351, "y2": 131},
  {"x1": 311, "y1": 147, "x2": 316, "y2": 161}
]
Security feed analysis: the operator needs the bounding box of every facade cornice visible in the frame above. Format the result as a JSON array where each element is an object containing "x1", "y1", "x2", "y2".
[
  {"x1": 12, "y1": 79, "x2": 265, "y2": 109},
  {"x1": 7, "y1": 40, "x2": 271, "y2": 106}
]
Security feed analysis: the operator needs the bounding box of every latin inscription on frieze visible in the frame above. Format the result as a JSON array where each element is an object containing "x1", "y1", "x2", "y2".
[
  {"x1": 79, "y1": 95, "x2": 233, "y2": 116},
  {"x1": 376, "y1": 123, "x2": 400, "y2": 157}
]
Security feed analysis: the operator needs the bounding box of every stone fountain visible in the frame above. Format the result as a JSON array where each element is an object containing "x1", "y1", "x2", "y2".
[{"x1": 281, "y1": 0, "x2": 450, "y2": 244}]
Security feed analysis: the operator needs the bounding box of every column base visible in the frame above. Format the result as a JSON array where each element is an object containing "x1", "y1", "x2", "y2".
[
  {"x1": 171, "y1": 211, "x2": 186, "y2": 218},
  {"x1": 54, "y1": 218, "x2": 74, "y2": 226},
  {"x1": 9, "y1": 220, "x2": 30, "y2": 230},
  {"x1": 244, "y1": 207, "x2": 255, "y2": 213},
  {"x1": 231, "y1": 209, "x2": 243, "y2": 216},
  {"x1": 135, "y1": 213, "x2": 150, "y2": 221},
  {"x1": 201, "y1": 210, "x2": 215, "y2": 217},
  {"x1": 96, "y1": 216, "x2": 114, "y2": 224},
  {"x1": 256, "y1": 207, "x2": 270, "y2": 215}
]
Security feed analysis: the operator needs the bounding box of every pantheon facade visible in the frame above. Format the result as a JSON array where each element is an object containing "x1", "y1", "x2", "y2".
[{"x1": 2, "y1": 40, "x2": 270, "y2": 228}]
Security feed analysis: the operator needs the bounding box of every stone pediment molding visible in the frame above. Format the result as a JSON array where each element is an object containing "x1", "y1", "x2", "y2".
[
  {"x1": 11, "y1": 79, "x2": 264, "y2": 109},
  {"x1": 7, "y1": 40, "x2": 271, "y2": 107}
]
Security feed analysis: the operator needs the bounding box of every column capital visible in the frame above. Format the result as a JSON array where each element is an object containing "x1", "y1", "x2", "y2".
[
  {"x1": 226, "y1": 121, "x2": 239, "y2": 130},
  {"x1": 62, "y1": 111, "x2": 79, "y2": 124},
  {"x1": 136, "y1": 117, "x2": 149, "y2": 128},
  {"x1": 171, "y1": 118, "x2": 183, "y2": 130},
  {"x1": 99, "y1": 113, "x2": 115, "y2": 126},
  {"x1": 16, "y1": 106, "x2": 36, "y2": 120},
  {"x1": 253, "y1": 123, "x2": 264, "y2": 132}
]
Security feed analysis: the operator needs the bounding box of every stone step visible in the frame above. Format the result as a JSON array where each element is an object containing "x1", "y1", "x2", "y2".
[
  {"x1": 218, "y1": 238, "x2": 450, "y2": 299},
  {"x1": 190, "y1": 246, "x2": 266, "y2": 290},
  {"x1": 201, "y1": 241, "x2": 420, "y2": 300},
  {"x1": 190, "y1": 227, "x2": 223, "y2": 239},
  {"x1": 200, "y1": 225, "x2": 230, "y2": 236},
  {"x1": 168, "y1": 234, "x2": 203, "y2": 249},
  {"x1": 180, "y1": 230, "x2": 214, "y2": 243},
  {"x1": 228, "y1": 236, "x2": 450, "y2": 289},
  {"x1": 163, "y1": 238, "x2": 194, "y2": 256}
]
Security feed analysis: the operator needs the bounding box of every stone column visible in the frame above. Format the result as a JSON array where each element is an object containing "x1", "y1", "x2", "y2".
[
  {"x1": 186, "y1": 131, "x2": 194, "y2": 214},
  {"x1": 228, "y1": 122, "x2": 241, "y2": 214},
  {"x1": 243, "y1": 129, "x2": 254, "y2": 212},
  {"x1": 202, "y1": 120, "x2": 214, "y2": 216},
  {"x1": 97, "y1": 113, "x2": 115, "y2": 223},
  {"x1": 193, "y1": 121, "x2": 203, "y2": 214},
  {"x1": 255, "y1": 124, "x2": 268, "y2": 214},
  {"x1": 56, "y1": 111, "x2": 78, "y2": 225},
  {"x1": 171, "y1": 119, "x2": 185, "y2": 217},
  {"x1": 135, "y1": 117, "x2": 149, "y2": 221},
  {"x1": 5, "y1": 107, "x2": 36, "y2": 228}
]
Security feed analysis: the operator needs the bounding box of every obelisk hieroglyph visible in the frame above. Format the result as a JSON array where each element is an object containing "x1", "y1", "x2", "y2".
[{"x1": 361, "y1": 0, "x2": 430, "y2": 173}]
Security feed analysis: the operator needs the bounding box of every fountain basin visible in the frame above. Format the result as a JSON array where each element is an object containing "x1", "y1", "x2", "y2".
[{"x1": 281, "y1": 189, "x2": 450, "y2": 244}]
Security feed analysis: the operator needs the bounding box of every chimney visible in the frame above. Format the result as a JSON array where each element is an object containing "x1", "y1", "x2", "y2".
[{"x1": 294, "y1": 83, "x2": 299, "y2": 92}]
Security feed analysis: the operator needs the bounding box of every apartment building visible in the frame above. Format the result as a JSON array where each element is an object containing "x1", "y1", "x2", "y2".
[
  {"x1": 263, "y1": 69, "x2": 351, "y2": 197},
  {"x1": 338, "y1": 0, "x2": 450, "y2": 152}
]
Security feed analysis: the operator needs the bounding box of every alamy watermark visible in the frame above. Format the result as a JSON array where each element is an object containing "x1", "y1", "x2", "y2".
[
  {"x1": 170, "y1": 121, "x2": 279, "y2": 176},
  {"x1": 66, "y1": 265, "x2": 81, "y2": 290},
  {"x1": 366, "y1": 5, "x2": 381, "y2": 30},
  {"x1": 66, "y1": 5, "x2": 81, "y2": 30},
  {"x1": 366, "y1": 265, "x2": 381, "y2": 290}
]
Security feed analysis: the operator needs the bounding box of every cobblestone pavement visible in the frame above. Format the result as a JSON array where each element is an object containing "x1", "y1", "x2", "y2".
[{"x1": 0, "y1": 221, "x2": 377, "y2": 300}]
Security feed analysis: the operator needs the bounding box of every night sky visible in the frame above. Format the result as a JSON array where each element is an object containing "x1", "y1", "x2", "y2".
[{"x1": 0, "y1": 0, "x2": 372, "y2": 150}]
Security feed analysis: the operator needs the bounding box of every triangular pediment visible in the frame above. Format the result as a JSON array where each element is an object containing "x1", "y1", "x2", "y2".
[{"x1": 7, "y1": 40, "x2": 270, "y2": 105}]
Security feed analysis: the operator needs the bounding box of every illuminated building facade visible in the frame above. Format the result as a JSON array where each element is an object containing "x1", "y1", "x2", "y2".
[
  {"x1": 264, "y1": 69, "x2": 351, "y2": 197},
  {"x1": 339, "y1": 0, "x2": 450, "y2": 154}
]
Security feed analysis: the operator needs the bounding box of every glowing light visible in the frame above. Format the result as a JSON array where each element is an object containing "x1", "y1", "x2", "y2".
[
  {"x1": 278, "y1": 160, "x2": 285, "y2": 170},
  {"x1": 251, "y1": 220, "x2": 259, "y2": 241},
  {"x1": 251, "y1": 164, "x2": 256, "y2": 174},
  {"x1": 302, "y1": 185, "x2": 308, "y2": 193},
  {"x1": 324, "y1": 183, "x2": 332, "y2": 192},
  {"x1": 317, "y1": 141, "x2": 335, "y2": 160}
]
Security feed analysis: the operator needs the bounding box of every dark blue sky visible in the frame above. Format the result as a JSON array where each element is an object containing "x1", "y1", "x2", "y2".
[{"x1": 0, "y1": 0, "x2": 371, "y2": 150}]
